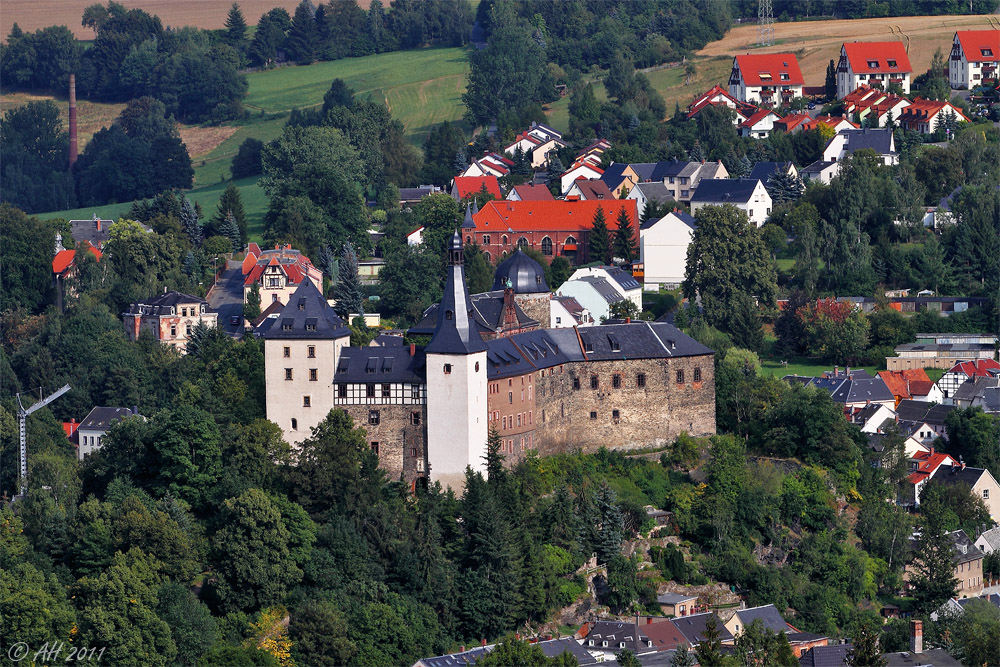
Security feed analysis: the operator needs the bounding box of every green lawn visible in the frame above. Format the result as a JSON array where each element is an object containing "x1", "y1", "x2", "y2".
[
  {"x1": 192, "y1": 113, "x2": 288, "y2": 187},
  {"x1": 760, "y1": 356, "x2": 882, "y2": 379}
]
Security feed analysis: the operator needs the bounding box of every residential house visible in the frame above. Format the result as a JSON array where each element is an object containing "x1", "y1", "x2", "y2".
[
  {"x1": 398, "y1": 186, "x2": 440, "y2": 206},
  {"x1": 891, "y1": 334, "x2": 997, "y2": 372},
  {"x1": 896, "y1": 399, "x2": 955, "y2": 438},
  {"x1": 122, "y1": 291, "x2": 217, "y2": 353},
  {"x1": 799, "y1": 644, "x2": 851, "y2": 667},
  {"x1": 643, "y1": 619, "x2": 690, "y2": 652},
  {"x1": 52, "y1": 237, "x2": 102, "y2": 309},
  {"x1": 724, "y1": 604, "x2": 791, "y2": 637},
  {"x1": 551, "y1": 295, "x2": 594, "y2": 328},
  {"x1": 471, "y1": 199, "x2": 638, "y2": 265},
  {"x1": 639, "y1": 210, "x2": 697, "y2": 290},
  {"x1": 903, "y1": 449, "x2": 959, "y2": 508},
  {"x1": 803, "y1": 115, "x2": 858, "y2": 133},
  {"x1": 560, "y1": 161, "x2": 605, "y2": 195},
  {"x1": 626, "y1": 182, "x2": 675, "y2": 216},
  {"x1": 566, "y1": 179, "x2": 615, "y2": 201},
  {"x1": 557, "y1": 276, "x2": 629, "y2": 323},
  {"x1": 784, "y1": 368, "x2": 895, "y2": 410},
  {"x1": 67, "y1": 214, "x2": 119, "y2": 249},
  {"x1": 689, "y1": 178, "x2": 771, "y2": 227},
  {"x1": 747, "y1": 161, "x2": 797, "y2": 183},
  {"x1": 842, "y1": 85, "x2": 911, "y2": 127},
  {"x1": 649, "y1": 160, "x2": 729, "y2": 203},
  {"x1": 978, "y1": 386, "x2": 1000, "y2": 415},
  {"x1": 452, "y1": 175, "x2": 503, "y2": 202},
  {"x1": 576, "y1": 139, "x2": 611, "y2": 167},
  {"x1": 459, "y1": 153, "x2": 512, "y2": 179},
  {"x1": 77, "y1": 406, "x2": 141, "y2": 460},
  {"x1": 899, "y1": 98, "x2": 971, "y2": 134},
  {"x1": 850, "y1": 402, "x2": 896, "y2": 433},
  {"x1": 739, "y1": 109, "x2": 782, "y2": 138},
  {"x1": 414, "y1": 637, "x2": 596, "y2": 667},
  {"x1": 885, "y1": 621, "x2": 962, "y2": 667},
  {"x1": 949, "y1": 530, "x2": 985, "y2": 597},
  {"x1": 974, "y1": 526, "x2": 1000, "y2": 554},
  {"x1": 242, "y1": 243, "x2": 322, "y2": 307},
  {"x1": 799, "y1": 160, "x2": 840, "y2": 184},
  {"x1": 836, "y1": 41, "x2": 913, "y2": 98},
  {"x1": 878, "y1": 369, "x2": 937, "y2": 408},
  {"x1": 601, "y1": 163, "x2": 643, "y2": 198},
  {"x1": 786, "y1": 634, "x2": 830, "y2": 659},
  {"x1": 506, "y1": 184, "x2": 555, "y2": 201},
  {"x1": 567, "y1": 266, "x2": 642, "y2": 312},
  {"x1": 578, "y1": 621, "x2": 655, "y2": 660},
  {"x1": 406, "y1": 226, "x2": 424, "y2": 246},
  {"x1": 657, "y1": 592, "x2": 698, "y2": 618},
  {"x1": 951, "y1": 376, "x2": 999, "y2": 408},
  {"x1": 928, "y1": 462, "x2": 1000, "y2": 523},
  {"x1": 773, "y1": 112, "x2": 811, "y2": 133},
  {"x1": 62, "y1": 419, "x2": 80, "y2": 447},
  {"x1": 504, "y1": 126, "x2": 568, "y2": 168},
  {"x1": 949, "y1": 30, "x2": 1000, "y2": 89},
  {"x1": 938, "y1": 359, "x2": 1000, "y2": 399},
  {"x1": 729, "y1": 53, "x2": 805, "y2": 106},
  {"x1": 671, "y1": 613, "x2": 734, "y2": 647},
  {"x1": 686, "y1": 84, "x2": 756, "y2": 125},
  {"x1": 821, "y1": 127, "x2": 899, "y2": 165}
]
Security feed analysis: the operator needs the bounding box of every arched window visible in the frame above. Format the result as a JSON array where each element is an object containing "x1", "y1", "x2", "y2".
[
  {"x1": 483, "y1": 234, "x2": 491, "y2": 245},
  {"x1": 565, "y1": 235, "x2": 577, "y2": 245},
  {"x1": 502, "y1": 235, "x2": 508, "y2": 245},
  {"x1": 541, "y1": 237, "x2": 553, "y2": 255},
  {"x1": 466, "y1": 235, "x2": 471, "y2": 244},
  {"x1": 517, "y1": 237, "x2": 528, "y2": 249},
  {"x1": 484, "y1": 251, "x2": 491, "y2": 262}
]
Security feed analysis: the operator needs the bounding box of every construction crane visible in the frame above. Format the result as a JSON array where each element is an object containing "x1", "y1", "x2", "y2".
[{"x1": 15, "y1": 385, "x2": 71, "y2": 495}]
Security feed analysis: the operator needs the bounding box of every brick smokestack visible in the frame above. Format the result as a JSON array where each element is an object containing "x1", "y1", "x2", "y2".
[
  {"x1": 910, "y1": 619, "x2": 922, "y2": 654},
  {"x1": 68, "y1": 74, "x2": 78, "y2": 168}
]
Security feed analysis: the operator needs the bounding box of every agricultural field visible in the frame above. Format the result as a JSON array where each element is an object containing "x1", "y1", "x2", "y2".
[
  {"x1": 0, "y1": 91, "x2": 124, "y2": 148},
  {"x1": 697, "y1": 14, "x2": 1000, "y2": 84}
]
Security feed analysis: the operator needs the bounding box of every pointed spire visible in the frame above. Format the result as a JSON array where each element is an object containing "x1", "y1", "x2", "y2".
[
  {"x1": 462, "y1": 204, "x2": 476, "y2": 230},
  {"x1": 472, "y1": 199, "x2": 480, "y2": 216},
  {"x1": 426, "y1": 230, "x2": 486, "y2": 355}
]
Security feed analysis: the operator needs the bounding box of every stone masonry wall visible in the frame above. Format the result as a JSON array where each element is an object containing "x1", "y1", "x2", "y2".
[
  {"x1": 340, "y1": 404, "x2": 428, "y2": 487},
  {"x1": 515, "y1": 292, "x2": 552, "y2": 329},
  {"x1": 534, "y1": 354, "x2": 715, "y2": 455}
]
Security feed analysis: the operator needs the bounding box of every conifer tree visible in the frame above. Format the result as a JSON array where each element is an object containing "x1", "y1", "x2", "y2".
[
  {"x1": 767, "y1": 169, "x2": 805, "y2": 204},
  {"x1": 333, "y1": 242, "x2": 364, "y2": 317},
  {"x1": 183, "y1": 250, "x2": 198, "y2": 279},
  {"x1": 224, "y1": 3, "x2": 248, "y2": 53},
  {"x1": 910, "y1": 505, "x2": 960, "y2": 614},
  {"x1": 219, "y1": 211, "x2": 242, "y2": 252},
  {"x1": 594, "y1": 482, "x2": 624, "y2": 563},
  {"x1": 287, "y1": 1, "x2": 318, "y2": 64},
  {"x1": 244, "y1": 283, "x2": 262, "y2": 320},
  {"x1": 687, "y1": 140, "x2": 705, "y2": 162},
  {"x1": 846, "y1": 620, "x2": 887, "y2": 667},
  {"x1": 453, "y1": 150, "x2": 467, "y2": 174},
  {"x1": 695, "y1": 615, "x2": 725, "y2": 667},
  {"x1": 825, "y1": 59, "x2": 837, "y2": 99},
  {"x1": 215, "y1": 183, "x2": 247, "y2": 245},
  {"x1": 613, "y1": 207, "x2": 637, "y2": 263},
  {"x1": 546, "y1": 154, "x2": 565, "y2": 194},
  {"x1": 588, "y1": 206, "x2": 611, "y2": 265},
  {"x1": 181, "y1": 197, "x2": 202, "y2": 248},
  {"x1": 670, "y1": 644, "x2": 696, "y2": 667}
]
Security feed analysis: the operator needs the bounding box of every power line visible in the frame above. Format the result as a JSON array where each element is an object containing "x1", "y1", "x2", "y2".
[{"x1": 757, "y1": 0, "x2": 775, "y2": 47}]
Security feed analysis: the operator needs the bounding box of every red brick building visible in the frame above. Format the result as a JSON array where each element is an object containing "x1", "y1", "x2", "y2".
[{"x1": 470, "y1": 199, "x2": 638, "y2": 265}]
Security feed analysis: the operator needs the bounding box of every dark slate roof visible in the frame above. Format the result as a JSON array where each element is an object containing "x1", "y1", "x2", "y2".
[
  {"x1": 634, "y1": 182, "x2": 675, "y2": 206},
  {"x1": 670, "y1": 613, "x2": 733, "y2": 645},
  {"x1": 853, "y1": 403, "x2": 886, "y2": 425},
  {"x1": 411, "y1": 291, "x2": 538, "y2": 337},
  {"x1": 399, "y1": 186, "x2": 436, "y2": 202},
  {"x1": 947, "y1": 529, "x2": 984, "y2": 565},
  {"x1": 735, "y1": 604, "x2": 790, "y2": 634},
  {"x1": 801, "y1": 160, "x2": 837, "y2": 174},
  {"x1": 125, "y1": 290, "x2": 209, "y2": 315},
  {"x1": 953, "y1": 377, "x2": 999, "y2": 402},
  {"x1": 537, "y1": 638, "x2": 596, "y2": 665},
  {"x1": 80, "y1": 406, "x2": 140, "y2": 431},
  {"x1": 958, "y1": 593, "x2": 1000, "y2": 609},
  {"x1": 638, "y1": 650, "x2": 680, "y2": 667},
  {"x1": 640, "y1": 210, "x2": 695, "y2": 231},
  {"x1": 930, "y1": 465, "x2": 992, "y2": 492},
  {"x1": 689, "y1": 178, "x2": 761, "y2": 204},
  {"x1": 577, "y1": 276, "x2": 626, "y2": 304},
  {"x1": 333, "y1": 346, "x2": 426, "y2": 384},
  {"x1": 983, "y1": 386, "x2": 1000, "y2": 412},
  {"x1": 840, "y1": 127, "x2": 896, "y2": 156},
  {"x1": 748, "y1": 161, "x2": 793, "y2": 182},
  {"x1": 604, "y1": 266, "x2": 641, "y2": 292},
  {"x1": 651, "y1": 160, "x2": 697, "y2": 181},
  {"x1": 896, "y1": 400, "x2": 955, "y2": 425},
  {"x1": 883, "y1": 649, "x2": 961, "y2": 667},
  {"x1": 371, "y1": 333, "x2": 406, "y2": 347},
  {"x1": 799, "y1": 644, "x2": 850, "y2": 667},
  {"x1": 829, "y1": 377, "x2": 894, "y2": 404},
  {"x1": 426, "y1": 232, "x2": 488, "y2": 355},
  {"x1": 583, "y1": 621, "x2": 653, "y2": 654},
  {"x1": 417, "y1": 645, "x2": 491, "y2": 667},
  {"x1": 579, "y1": 322, "x2": 714, "y2": 360},
  {"x1": 485, "y1": 329, "x2": 583, "y2": 379},
  {"x1": 787, "y1": 632, "x2": 828, "y2": 643},
  {"x1": 492, "y1": 249, "x2": 549, "y2": 293},
  {"x1": 631, "y1": 162, "x2": 658, "y2": 181},
  {"x1": 262, "y1": 279, "x2": 349, "y2": 340}
]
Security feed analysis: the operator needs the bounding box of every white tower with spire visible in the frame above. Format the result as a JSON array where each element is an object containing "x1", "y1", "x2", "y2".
[{"x1": 425, "y1": 230, "x2": 489, "y2": 490}]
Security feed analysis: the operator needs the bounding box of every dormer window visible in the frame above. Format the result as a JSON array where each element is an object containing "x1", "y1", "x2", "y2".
[
  {"x1": 445, "y1": 310, "x2": 453, "y2": 321},
  {"x1": 982, "y1": 48, "x2": 994, "y2": 57},
  {"x1": 887, "y1": 59, "x2": 898, "y2": 68},
  {"x1": 867, "y1": 60, "x2": 879, "y2": 69},
  {"x1": 298, "y1": 299, "x2": 306, "y2": 311},
  {"x1": 758, "y1": 72, "x2": 772, "y2": 80},
  {"x1": 780, "y1": 73, "x2": 789, "y2": 80}
]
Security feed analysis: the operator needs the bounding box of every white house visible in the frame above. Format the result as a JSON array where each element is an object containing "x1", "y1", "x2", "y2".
[
  {"x1": 948, "y1": 30, "x2": 999, "y2": 90},
  {"x1": 837, "y1": 41, "x2": 913, "y2": 99},
  {"x1": 822, "y1": 127, "x2": 899, "y2": 165},
  {"x1": 566, "y1": 266, "x2": 643, "y2": 313},
  {"x1": 406, "y1": 226, "x2": 424, "y2": 246},
  {"x1": 77, "y1": 406, "x2": 142, "y2": 460},
  {"x1": 689, "y1": 178, "x2": 771, "y2": 227},
  {"x1": 800, "y1": 160, "x2": 841, "y2": 184},
  {"x1": 974, "y1": 526, "x2": 1000, "y2": 554},
  {"x1": 626, "y1": 182, "x2": 674, "y2": 217},
  {"x1": 639, "y1": 210, "x2": 697, "y2": 290},
  {"x1": 557, "y1": 276, "x2": 628, "y2": 323},
  {"x1": 550, "y1": 295, "x2": 594, "y2": 328},
  {"x1": 739, "y1": 109, "x2": 782, "y2": 139},
  {"x1": 898, "y1": 98, "x2": 971, "y2": 134},
  {"x1": 729, "y1": 53, "x2": 805, "y2": 106},
  {"x1": 560, "y1": 160, "x2": 605, "y2": 195},
  {"x1": 503, "y1": 122, "x2": 567, "y2": 168}
]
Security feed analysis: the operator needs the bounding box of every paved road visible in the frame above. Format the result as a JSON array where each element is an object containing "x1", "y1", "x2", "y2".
[{"x1": 208, "y1": 259, "x2": 245, "y2": 337}]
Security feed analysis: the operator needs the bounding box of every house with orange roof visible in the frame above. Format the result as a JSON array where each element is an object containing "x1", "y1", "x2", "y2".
[
  {"x1": 803, "y1": 115, "x2": 858, "y2": 133},
  {"x1": 904, "y1": 448, "x2": 959, "y2": 507},
  {"x1": 507, "y1": 183, "x2": 555, "y2": 201},
  {"x1": 52, "y1": 234, "x2": 102, "y2": 310},
  {"x1": 898, "y1": 98, "x2": 970, "y2": 134},
  {"x1": 739, "y1": 108, "x2": 781, "y2": 139},
  {"x1": 452, "y1": 175, "x2": 503, "y2": 202},
  {"x1": 559, "y1": 161, "x2": 605, "y2": 195},
  {"x1": 242, "y1": 243, "x2": 322, "y2": 308},
  {"x1": 686, "y1": 84, "x2": 755, "y2": 125},
  {"x1": 841, "y1": 85, "x2": 911, "y2": 127},
  {"x1": 878, "y1": 369, "x2": 938, "y2": 408},
  {"x1": 459, "y1": 152, "x2": 513, "y2": 178},
  {"x1": 949, "y1": 30, "x2": 999, "y2": 89},
  {"x1": 728, "y1": 53, "x2": 804, "y2": 106},
  {"x1": 773, "y1": 112, "x2": 811, "y2": 133},
  {"x1": 836, "y1": 41, "x2": 913, "y2": 98},
  {"x1": 470, "y1": 199, "x2": 637, "y2": 265}
]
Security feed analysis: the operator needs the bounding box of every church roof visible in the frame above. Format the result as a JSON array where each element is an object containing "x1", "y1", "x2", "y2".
[
  {"x1": 425, "y1": 232, "x2": 488, "y2": 355},
  {"x1": 492, "y1": 249, "x2": 549, "y2": 293},
  {"x1": 262, "y1": 279, "x2": 349, "y2": 340}
]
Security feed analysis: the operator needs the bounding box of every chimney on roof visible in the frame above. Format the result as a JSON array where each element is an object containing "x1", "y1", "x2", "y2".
[
  {"x1": 930, "y1": 445, "x2": 934, "y2": 457},
  {"x1": 481, "y1": 639, "x2": 487, "y2": 647},
  {"x1": 910, "y1": 620, "x2": 923, "y2": 654},
  {"x1": 961, "y1": 460, "x2": 966, "y2": 470},
  {"x1": 459, "y1": 646, "x2": 465, "y2": 653},
  {"x1": 132, "y1": 406, "x2": 139, "y2": 415},
  {"x1": 409, "y1": 343, "x2": 415, "y2": 357}
]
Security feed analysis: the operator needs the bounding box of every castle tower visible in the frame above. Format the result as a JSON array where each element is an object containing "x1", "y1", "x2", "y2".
[{"x1": 425, "y1": 230, "x2": 489, "y2": 489}]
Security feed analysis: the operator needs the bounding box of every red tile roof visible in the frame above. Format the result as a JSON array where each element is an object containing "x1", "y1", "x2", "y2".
[
  {"x1": 734, "y1": 53, "x2": 805, "y2": 86},
  {"x1": 878, "y1": 369, "x2": 931, "y2": 400},
  {"x1": 776, "y1": 113, "x2": 811, "y2": 131},
  {"x1": 563, "y1": 160, "x2": 604, "y2": 177},
  {"x1": 454, "y1": 175, "x2": 502, "y2": 200},
  {"x1": 899, "y1": 98, "x2": 971, "y2": 124},
  {"x1": 908, "y1": 380, "x2": 935, "y2": 396},
  {"x1": 512, "y1": 184, "x2": 555, "y2": 201},
  {"x1": 907, "y1": 451, "x2": 958, "y2": 485},
  {"x1": 62, "y1": 421, "x2": 80, "y2": 439},
  {"x1": 686, "y1": 84, "x2": 746, "y2": 119},
  {"x1": 947, "y1": 359, "x2": 1000, "y2": 379},
  {"x1": 956, "y1": 30, "x2": 1000, "y2": 63},
  {"x1": 474, "y1": 199, "x2": 637, "y2": 233},
  {"x1": 842, "y1": 41, "x2": 913, "y2": 74},
  {"x1": 803, "y1": 115, "x2": 859, "y2": 131},
  {"x1": 741, "y1": 108, "x2": 780, "y2": 128},
  {"x1": 52, "y1": 244, "x2": 101, "y2": 274}
]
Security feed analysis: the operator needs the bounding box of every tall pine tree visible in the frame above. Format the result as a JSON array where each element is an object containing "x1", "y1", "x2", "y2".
[
  {"x1": 613, "y1": 207, "x2": 637, "y2": 263},
  {"x1": 181, "y1": 197, "x2": 202, "y2": 248},
  {"x1": 214, "y1": 183, "x2": 247, "y2": 245},
  {"x1": 333, "y1": 241, "x2": 364, "y2": 317},
  {"x1": 589, "y1": 206, "x2": 611, "y2": 265},
  {"x1": 287, "y1": 1, "x2": 318, "y2": 64},
  {"x1": 224, "y1": 3, "x2": 248, "y2": 54},
  {"x1": 219, "y1": 211, "x2": 242, "y2": 252}
]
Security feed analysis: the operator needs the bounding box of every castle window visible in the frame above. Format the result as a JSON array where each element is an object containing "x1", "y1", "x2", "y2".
[
  {"x1": 382, "y1": 383, "x2": 391, "y2": 398},
  {"x1": 565, "y1": 236, "x2": 576, "y2": 245},
  {"x1": 308, "y1": 346, "x2": 315, "y2": 358},
  {"x1": 590, "y1": 411, "x2": 597, "y2": 420},
  {"x1": 612, "y1": 374, "x2": 622, "y2": 389},
  {"x1": 482, "y1": 234, "x2": 490, "y2": 245},
  {"x1": 573, "y1": 377, "x2": 581, "y2": 390},
  {"x1": 411, "y1": 385, "x2": 420, "y2": 399},
  {"x1": 541, "y1": 237, "x2": 553, "y2": 255},
  {"x1": 368, "y1": 410, "x2": 380, "y2": 425},
  {"x1": 694, "y1": 367, "x2": 702, "y2": 382},
  {"x1": 508, "y1": 392, "x2": 513, "y2": 404},
  {"x1": 283, "y1": 346, "x2": 290, "y2": 357},
  {"x1": 637, "y1": 373, "x2": 646, "y2": 388},
  {"x1": 411, "y1": 412, "x2": 421, "y2": 426},
  {"x1": 676, "y1": 370, "x2": 685, "y2": 384},
  {"x1": 309, "y1": 369, "x2": 318, "y2": 381},
  {"x1": 613, "y1": 409, "x2": 621, "y2": 423},
  {"x1": 371, "y1": 442, "x2": 379, "y2": 455},
  {"x1": 285, "y1": 368, "x2": 293, "y2": 380},
  {"x1": 517, "y1": 237, "x2": 528, "y2": 248},
  {"x1": 502, "y1": 235, "x2": 508, "y2": 245},
  {"x1": 466, "y1": 236, "x2": 471, "y2": 244},
  {"x1": 303, "y1": 396, "x2": 311, "y2": 407},
  {"x1": 337, "y1": 384, "x2": 347, "y2": 398},
  {"x1": 366, "y1": 383, "x2": 375, "y2": 398},
  {"x1": 291, "y1": 418, "x2": 297, "y2": 430},
  {"x1": 590, "y1": 375, "x2": 599, "y2": 389},
  {"x1": 443, "y1": 364, "x2": 452, "y2": 374}
]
